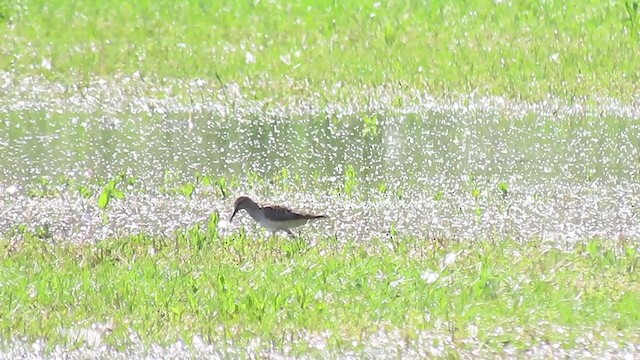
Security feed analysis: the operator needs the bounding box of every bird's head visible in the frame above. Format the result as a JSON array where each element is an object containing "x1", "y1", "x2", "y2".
[{"x1": 230, "y1": 196, "x2": 255, "y2": 222}]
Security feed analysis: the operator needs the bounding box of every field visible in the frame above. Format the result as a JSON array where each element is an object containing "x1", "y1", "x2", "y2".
[
  {"x1": 1, "y1": 0, "x2": 639, "y2": 101},
  {"x1": 1, "y1": 227, "x2": 639, "y2": 358},
  {"x1": 1, "y1": 0, "x2": 640, "y2": 358}
]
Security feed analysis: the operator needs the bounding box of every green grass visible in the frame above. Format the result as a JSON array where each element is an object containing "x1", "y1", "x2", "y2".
[
  {"x1": 0, "y1": 219, "x2": 638, "y2": 354},
  {"x1": 1, "y1": 0, "x2": 639, "y2": 101}
]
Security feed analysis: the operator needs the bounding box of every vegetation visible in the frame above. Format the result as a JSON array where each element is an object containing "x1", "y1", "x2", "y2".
[
  {"x1": 1, "y1": 0, "x2": 638, "y2": 355},
  {"x1": 1, "y1": 0, "x2": 639, "y2": 101},
  {"x1": 0, "y1": 223, "x2": 638, "y2": 354}
]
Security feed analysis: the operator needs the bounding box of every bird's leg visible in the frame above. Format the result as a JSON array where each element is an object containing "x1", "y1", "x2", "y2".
[
  {"x1": 285, "y1": 229, "x2": 296, "y2": 238},
  {"x1": 265, "y1": 230, "x2": 276, "y2": 257}
]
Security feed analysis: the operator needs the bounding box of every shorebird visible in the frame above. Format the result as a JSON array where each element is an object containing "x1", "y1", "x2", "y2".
[{"x1": 229, "y1": 196, "x2": 326, "y2": 237}]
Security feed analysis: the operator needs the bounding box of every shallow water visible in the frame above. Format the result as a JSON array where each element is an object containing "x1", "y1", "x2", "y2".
[
  {"x1": 2, "y1": 325, "x2": 639, "y2": 359},
  {"x1": 2, "y1": 73, "x2": 640, "y2": 357},
  {"x1": 1, "y1": 73, "x2": 640, "y2": 244}
]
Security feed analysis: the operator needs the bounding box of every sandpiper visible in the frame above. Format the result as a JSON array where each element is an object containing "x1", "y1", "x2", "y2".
[{"x1": 229, "y1": 196, "x2": 326, "y2": 237}]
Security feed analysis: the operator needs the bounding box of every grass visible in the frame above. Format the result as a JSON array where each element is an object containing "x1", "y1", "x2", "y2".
[
  {"x1": 0, "y1": 219, "x2": 638, "y2": 355},
  {"x1": 1, "y1": 0, "x2": 639, "y2": 355},
  {"x1": 1, "y1": 0, "x2": 639, "y2": 102}
]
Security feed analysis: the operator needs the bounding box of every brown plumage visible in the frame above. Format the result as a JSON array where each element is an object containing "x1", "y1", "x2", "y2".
[
  {"x1": 261, "y1": 205, "x2": 326, "y2": 221},
  {"x1": 229, "y1": 196, "x2": 326, "y2": 237}
]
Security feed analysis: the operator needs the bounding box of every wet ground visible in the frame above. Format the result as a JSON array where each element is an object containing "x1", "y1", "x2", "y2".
[
  {"x1": 1, "y1": 72, "x2": 640, "y2": 357},
  {"x1": 2, "y1": 325, "x2": 639, "y2": 360},
  {"x1": 1, "y1": 72, "x2": 639, "y2": 245}
]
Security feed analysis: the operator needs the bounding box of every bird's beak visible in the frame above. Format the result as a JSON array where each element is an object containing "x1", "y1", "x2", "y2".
[{"x1": 229, "y1": 208, "x2": 239, "y2": 222}]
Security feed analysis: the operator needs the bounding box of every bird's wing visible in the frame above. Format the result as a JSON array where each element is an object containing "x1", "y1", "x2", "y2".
[{"x1": 262, "y1": 205, "x2": 324, "y2": 221}]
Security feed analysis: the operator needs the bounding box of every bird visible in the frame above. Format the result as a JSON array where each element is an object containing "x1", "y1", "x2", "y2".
[{"x1": 229, "y1": 196, "x2": 327, "y2": 237}]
